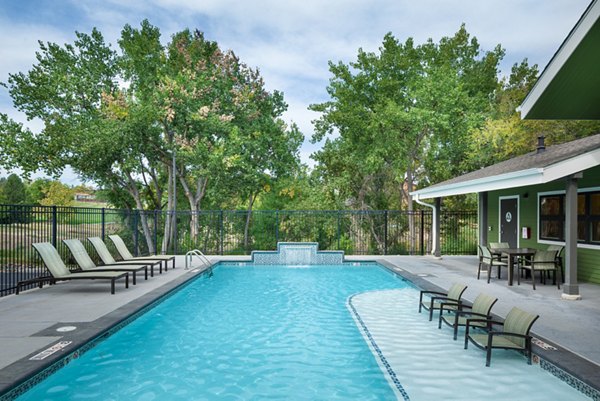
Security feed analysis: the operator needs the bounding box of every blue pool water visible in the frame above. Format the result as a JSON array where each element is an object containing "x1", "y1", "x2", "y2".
[{"x1": 17, "y1": 264, "x2": 405, "y2": 400}]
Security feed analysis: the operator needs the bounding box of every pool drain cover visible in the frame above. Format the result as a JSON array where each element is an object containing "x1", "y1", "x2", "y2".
[{"x1": 56, "y1": 326, "x2": 77, "y2": 333}]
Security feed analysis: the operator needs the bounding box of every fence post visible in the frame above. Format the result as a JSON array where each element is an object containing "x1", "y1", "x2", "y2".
[
  {"x1": 337, "y1": 210, "x2": 341, "y2": 250},
  {"x1": 52, "y1": 206, "x2": 58, "y2": 247},
  {"x1": 51, "y1": 206, "x2": 58, "y2": 247},
  {"x1": 384, "y1": 210, "x2": 388, "y2": 255},
  {"x1": 275, "y1": 210, "x2": 279, "y2": 244},
  {"x1": 420, "y1": 210, "x2": 425, "y2": 255},
  {"x1": 173, "y1": 210, "x2": 178, "y2": 255},
  {"x1": 101, "y1": 208, "x2": 106, "y2": 239},
  {"x1": 220, "y1": 210, "x2": 224, "y2": 255}
]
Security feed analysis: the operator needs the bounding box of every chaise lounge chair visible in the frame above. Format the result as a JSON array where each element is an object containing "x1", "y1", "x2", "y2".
[
  {"x1": 18, "y1": 242, "x2": 129, "y2": 295},
  {"x1": 418, "y1": 283, "x2": 468, "y2": 321},
  {"x1": 88, "y1": 237, "x2": 163, "y2": 275},
  {"x1": 63, "y1": 239, "x2": 149, "y2": 285},
  {"x1": 438, "y1": 293, "x2": 498, "y2": 340},
  {"x1": 464, "y1": 306, "x2": 539, "y2": 366},
  {"x1": 108, "y1": 234, "x2": 176, "y2": 271}
]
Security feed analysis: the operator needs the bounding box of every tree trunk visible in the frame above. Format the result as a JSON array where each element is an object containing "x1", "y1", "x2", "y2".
[
  {"x1": 161, "y1": 163, "x2": 173, "y2": 254},
  {"x1": 125, "y1": 173, "x2": 155, "y2": 254},
  {"x1": 178, "y1": 174, "x2": 208, "y2": 246},
  {"x1": 367, "y1": 216, "x2": 384, "y2": 254}
]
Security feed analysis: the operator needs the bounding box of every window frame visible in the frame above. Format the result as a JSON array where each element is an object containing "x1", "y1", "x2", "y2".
[{"x1": 538, "y1": 188, "x2": 600, "y2": 247}]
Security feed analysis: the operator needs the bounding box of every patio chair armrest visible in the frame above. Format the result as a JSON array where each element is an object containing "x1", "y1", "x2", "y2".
[
  {"x1": 454, "y1": 310, "x2": 486, "y2": 318},
  {"x1": 430, "y1": 296, "x2": 462, "y2": 309},
  {"x1": 530, "y1": 260, "x2": 557, "y2": 266},
  {"x1": 464, "y1": 317, "x2": 492, "y2": 341},
  {"x1": 439, "y1": 300, "x2": 461, "y2": 313},
  {"x1": 466, "y1": 317, "x2": 503, "y2": 332},
  {"x1": 465, "y1": 317, "x2": 492, "y2": 328},
  {"x1": 430, "y1": 295, "x2": 454, "y2": 303},
  {"x1": 419, "y1": 290, "x2": 446, "y2": 303}
]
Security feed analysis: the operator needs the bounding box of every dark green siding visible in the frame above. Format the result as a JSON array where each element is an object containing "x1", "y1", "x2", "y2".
[
  {"x1": 485, "y1": 165, "x2": 600, "y2": 284},
  {"x1": 579, "y1": 248, "x2": 600, "y2": 283}
]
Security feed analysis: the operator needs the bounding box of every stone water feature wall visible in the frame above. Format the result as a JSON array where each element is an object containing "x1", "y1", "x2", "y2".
[{"x1": 251, "y1": 242, "x2": 345, "y2": 265}]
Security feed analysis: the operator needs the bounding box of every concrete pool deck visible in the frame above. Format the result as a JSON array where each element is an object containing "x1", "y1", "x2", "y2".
[{"x1": 0, "y1": 255, "x2": 599, "y2": 398}]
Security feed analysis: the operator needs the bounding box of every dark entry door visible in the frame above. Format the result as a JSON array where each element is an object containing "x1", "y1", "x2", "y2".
[{"x1": 500, "y1": 198, "x2": 518, "y2": 248}]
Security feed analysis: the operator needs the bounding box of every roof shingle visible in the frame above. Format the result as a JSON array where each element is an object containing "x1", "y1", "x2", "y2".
[{"x1": 426, "y1": 133, "x2": 600, "y2": 190}]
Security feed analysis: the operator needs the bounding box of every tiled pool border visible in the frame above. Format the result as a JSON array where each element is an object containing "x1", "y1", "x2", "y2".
[
  {"x1": 2, "y1": 259, "x2": 599, "y2": 401},
  {"x1": 348, "y1": 292, "x2": 411, "y2": 401},
  {"x1": 541, "y1": 359, "x2": 600, "y2": 401}
]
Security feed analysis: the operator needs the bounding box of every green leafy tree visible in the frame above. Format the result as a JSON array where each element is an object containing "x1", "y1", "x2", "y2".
[
  {"x1": 137, "y1": 27, "x2": 302, "y2": 247},
  {"x1": 1, "y1": 20, "x2": 302, "y2": 253},
  {"x1": 0, "y1": 26, "x2": 166, "y2": 249},
  {"x1": 311, "y1": 26, "x2": 503, "y2": 209},
  {"x1": 26, "y1": 178, "x2": 52, "y2": 205},
  {"x1": 223, "y1": 120, "x2": 303, "y2": 250},
  {"x1": 310, "y1": 26, "x2": 503, "y2": 252},
  {"x1": 0, "y1": 177, "x2": 5, "y2": 204},
  {"x1": 39, "y1": 181, "x2": 74, "y2": 206},
  {"x1": 1, "y1": 174, "x2": 28, "y2": 204}
]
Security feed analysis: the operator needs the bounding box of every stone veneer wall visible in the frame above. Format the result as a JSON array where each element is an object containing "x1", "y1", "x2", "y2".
[{"x1": 251, "y1": 242, "x2": 344, "y2": 265}]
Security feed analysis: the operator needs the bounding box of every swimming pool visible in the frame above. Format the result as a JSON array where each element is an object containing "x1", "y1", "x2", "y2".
[
  {"x1": 11, "y1": 263, "x2": 594, "y2": 400},
  {"x1": 14, "y1": 264, "x2": 403, "y2": 400}
]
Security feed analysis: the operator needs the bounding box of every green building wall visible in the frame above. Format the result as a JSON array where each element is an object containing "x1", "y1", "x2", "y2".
[{"x1": 485, "y1": 165, "x2": 600, "y2": 284}]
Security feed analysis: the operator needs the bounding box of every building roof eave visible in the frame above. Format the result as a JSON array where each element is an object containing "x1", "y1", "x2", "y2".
[
  {"x1": 411, "y1": 147, "x2": 600, "y2": 200},
  {"x1": 411, "y1": 168, "x2": 543, "y2": 200}
]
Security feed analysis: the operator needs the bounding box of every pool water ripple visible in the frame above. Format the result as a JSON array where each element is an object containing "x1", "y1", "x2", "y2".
[
  {"x1": 350, "y1": 288, "x2": 592, "y2": 401},
  {"x1": 16, "y1": 265, "x2": 403, "y2": 401}
]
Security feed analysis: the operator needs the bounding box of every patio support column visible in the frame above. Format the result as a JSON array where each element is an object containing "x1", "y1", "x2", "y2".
[
  {"x1": 478, "y1": 192, "x2": 488, "y2": 247},
  {"x1": 563, "y1": 173, "x2": 581, "y2": 300},
  {"x1": 433, "y1": 197, "x2": 441, "y2": 258}
]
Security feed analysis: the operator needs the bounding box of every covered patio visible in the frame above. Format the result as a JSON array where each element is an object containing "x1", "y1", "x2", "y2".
[
  {"x1": 411, "y1": 0, "x2": 600, "y2": 301},
  {"x1": 411, "y1": 134, "x2": 600, "y2": 300}
]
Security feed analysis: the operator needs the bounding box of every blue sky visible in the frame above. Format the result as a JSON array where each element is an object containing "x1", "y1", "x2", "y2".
[{"x1": 0, "y1": 0, "x2": 592, "y2": 184}]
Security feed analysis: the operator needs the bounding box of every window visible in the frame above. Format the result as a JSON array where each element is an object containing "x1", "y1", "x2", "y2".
[
  {"x1": 589, "y1": 194, "x2": 600, "y2": 243},
  {"x1": 539, "y1": 195, "x2": 564, "y2": 241},
  {"x1": 539, "y1": 191, "x2": 600, "y2": 244}
]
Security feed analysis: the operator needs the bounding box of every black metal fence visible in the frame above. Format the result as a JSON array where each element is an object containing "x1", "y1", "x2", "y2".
[{"x1": 0, "y1": 205, "x2": 477, "y2": 296}]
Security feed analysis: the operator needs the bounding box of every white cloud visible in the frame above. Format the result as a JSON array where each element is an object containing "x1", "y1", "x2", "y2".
[
  {"x1": 0, "y1": 0, "x2": 592, "y2": 175},
  {"x1": 0, "y1": 20, "x2": 70, "y2": 85}
]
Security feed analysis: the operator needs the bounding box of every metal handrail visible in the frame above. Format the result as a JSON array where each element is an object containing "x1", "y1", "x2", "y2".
[{"x1": 185, "y1": 249, "x2": 212, "y2": 271}]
